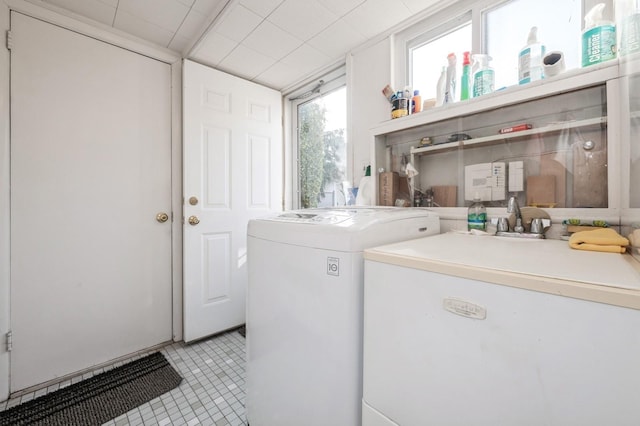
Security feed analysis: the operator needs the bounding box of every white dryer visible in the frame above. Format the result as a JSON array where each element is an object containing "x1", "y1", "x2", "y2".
[{"x1": 246, "y1": 207, "x2": 440, "y2": 426}]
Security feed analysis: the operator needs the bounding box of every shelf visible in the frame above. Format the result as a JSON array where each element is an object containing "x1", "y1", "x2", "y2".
[
  {"x1": 372, "y1": 62, "x2": 618, "y2": 138},
  {"x1": 410, "y1": 116, "x2": 608, "y2": 156}
]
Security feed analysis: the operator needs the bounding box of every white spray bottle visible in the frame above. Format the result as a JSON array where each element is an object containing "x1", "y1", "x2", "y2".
[
  {"x1": 443, "y1": 53, "x2": 457, "y2": 104},
  {"x1": 518, "y1": 27, "x2": 545, "y2": 85},
  {"x1": 582, "y1": 3, "x2": 617, "y2": 67},
  {"x1": 436, "y1": 66, "x2": 446, "y2": 106}
]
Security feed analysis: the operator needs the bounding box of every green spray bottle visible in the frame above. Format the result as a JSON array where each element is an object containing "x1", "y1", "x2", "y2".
[
  {"x1": 460, "y1": 51, "x2": 471, "y2": 101},
  {"x1": 472, "y1": 54, "x2": 494, "y2": 98}
]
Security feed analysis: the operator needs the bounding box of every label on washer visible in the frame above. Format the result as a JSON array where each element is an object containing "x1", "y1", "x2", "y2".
[
  {"x1": 327, "y1": 257, "x2": 339, "y2": 276},
  {"x1": 443, "y1": 297, "x2": 486, "y2": 320}
]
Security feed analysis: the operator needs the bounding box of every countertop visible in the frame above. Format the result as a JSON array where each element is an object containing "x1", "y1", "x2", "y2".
[{"x1": 364, "y1": 232, "x2": 640, "y2": 310}]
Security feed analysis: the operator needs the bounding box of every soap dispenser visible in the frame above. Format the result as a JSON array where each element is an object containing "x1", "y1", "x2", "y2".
[
  {"x1": 518, "y1": 26, "x2": 545, "y2": 85},
  {"x1": 468, "y1": 194, "x2": 487, "y2": 231}
]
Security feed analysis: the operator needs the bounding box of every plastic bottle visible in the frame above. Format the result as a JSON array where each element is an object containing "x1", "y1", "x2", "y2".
[
  {"x1": 412, "y1": 90, "x2": 422, "y2": 113},
  {"x1": 620, "y1": 0, "x2": 640, "y2": 57},
  {"x1": 472, "y1": 54, "x2": 494, "y2": 97},
  {"x1": 582, "y1": 3, "x2": 617, "y2": 67},
  {"x1": 518, "y1": 27, "x2": 545, "y2": 85},
  {"x1": 467, "y1": 194, "x2": 487, "y2": 231},
  {"x1": 403, "y1": 87, "x2": 413, "y2": 115},
  {"x1": 460, "y1": 51, "x2": 471, "y2": 101},
  {"x1": 436, "y1": 66, "x2": 446, "y2": 106},
  {"x1": 444, "y1": 53, "x2": 457, "y2": 104}
]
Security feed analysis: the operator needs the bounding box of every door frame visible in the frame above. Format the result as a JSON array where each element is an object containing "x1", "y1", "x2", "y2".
[{"x1": 0, "y1": 0, "x2": 183, "y2": 400}]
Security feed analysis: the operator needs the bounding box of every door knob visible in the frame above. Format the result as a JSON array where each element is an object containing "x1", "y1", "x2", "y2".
[
  {"x1": 156, "y1": 212, "x2": 169, "y2": 223},
  {"x1": 188, "y1": 215, "x2": 200, "y2": 226}
]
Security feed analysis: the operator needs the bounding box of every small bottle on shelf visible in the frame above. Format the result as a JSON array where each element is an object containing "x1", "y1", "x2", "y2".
[
  {"x1": 460, "y1": 51, "x2": 471, "y2": 101},
  {"x1": 472, "y1": 54, "x2": 494, "y2": 97},
  {"x1": 412, "y1": 90, "x2": 422, "y2": 113},
  {"x1": 467, "y1": 194, "x2": 487, "y2": 231}
]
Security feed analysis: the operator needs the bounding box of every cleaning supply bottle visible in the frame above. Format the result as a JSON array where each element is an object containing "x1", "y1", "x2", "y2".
[
  {"x1": 518, "y1": 27, "x2": 545, "y2": 85},
  {"x1": 412, "y1": 90, "x2": 422, "y2": 113},
  {"x1": 402, "y1": 86, "x2": 413, "y2": 115},
  {"x1": 460, "y1": 51, "x2": 471, "y2": 101},
  {"x1": 467, "y1": 194, "x2": 487, "y2": 231},
  {"x1": 472, "y1": 54, "x2": 494, "y2": 97},
  {"x1": 620, "y1": 0, "x2": 640, "y2": 57},
  {"x1": 436, "y1": 66, "x2": 446, "y2": 106},
  {"x1": 582, "y1": 3, "x2": 617, "y2": 67},
  {"x1": 444, "y1": 53, "x2": 457, "y2": 104}
]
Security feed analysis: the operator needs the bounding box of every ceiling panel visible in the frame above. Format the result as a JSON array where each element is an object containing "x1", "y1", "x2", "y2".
[
  {"x1": 401, "y1": 0, "x2": 442, "y2": 14},
  {"x1": 175, "y1": 8, "x2": 208, "y2": 40},
  {"x1": 280, "y1": 44, "x2": 331, "y2": 77},
  {"x1": 214, "y1": 3, "x2": 263, "y2": 43},
  {"x1": 35, "y1": 0, "x2": 441, "y2": 91},
  {"x1": 168, "y1": 34, "x2": 192, "y2": 53},
  {"x1": 191, "y1": 31, "x2": 237, "y2": 65},
  {"x1": 242, "y1": 20, "x2": 303, "y2": 61},
  {"x1": 44, "y1": 0, "x2": 116, "y2": 27},
  {"x1": 192, "y1": 0, "x2": 227, "y2": 15},
  {"x1": 253, "y1": 61, "x2": 310, "y2": 90},
  {"x1": 307, "y1": 18, "x2": 367, "y2": 59},
  {"x1": 118, "y1": 0, "x2": 190, "y2": 33},
  {"x1": 238, "y1": 0, "x2": 284, "y2": 18},
  {"x1": 113, "y1": 9, "x2": 175, "y2": 46},
  {"x1": 218, "y1": 44, "x2": 277, "y2": 80},
  {"x1": 267, "y1": 0, "x2": 337, "y2": 42},
  {"x1": 315, "y1": 0, "x2": 366, "y2": 17},
  {"x1": 342, "y1": 0, "x2": 412, "y2": 40}
]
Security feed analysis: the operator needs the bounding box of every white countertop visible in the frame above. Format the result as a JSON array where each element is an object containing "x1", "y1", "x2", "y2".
[{"x1": 364, "y1": 232, "x2": 640, "y2": 310}]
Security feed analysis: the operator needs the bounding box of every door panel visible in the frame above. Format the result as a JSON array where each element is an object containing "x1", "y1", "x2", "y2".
[
  {"x1": 10, "y1": 12, "x2": 172, "y2": 391},
  {"x1": 183, "y1": 60, "x2": 282, "y2": 342}
]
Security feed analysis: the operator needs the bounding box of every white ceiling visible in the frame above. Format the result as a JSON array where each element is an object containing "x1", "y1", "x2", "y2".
[{"x1": 30, "y1": 0, "x2": 440, "y2": 91}]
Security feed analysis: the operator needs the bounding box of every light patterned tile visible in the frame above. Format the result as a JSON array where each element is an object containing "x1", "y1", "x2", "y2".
[{"x1": 0, "y1": 329, "x2": 248, "y2": 425}]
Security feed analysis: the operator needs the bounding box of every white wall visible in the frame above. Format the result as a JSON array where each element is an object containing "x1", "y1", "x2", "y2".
[{"x1": 347, "y1": 38, "x2": 392, "y2": 186}]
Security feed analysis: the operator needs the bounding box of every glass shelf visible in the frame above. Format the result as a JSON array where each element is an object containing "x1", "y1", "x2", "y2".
[{"x1": 410, "y1": 117, "x2": 608, "y2": 156}]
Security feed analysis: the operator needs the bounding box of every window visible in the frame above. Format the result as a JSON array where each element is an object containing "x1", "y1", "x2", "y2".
[
  {"x1": 410, "y1": 22, "x2": 472, "y2": 102},
  {"x1": 400, "y1": 0, "x2": 611, "y2": 97},
  {"x1": 484, "y1": 0, "x2": 582, "y2": 89},
  {"x1": 293, "y1": 82, "x2": 348, "y2": 209}
]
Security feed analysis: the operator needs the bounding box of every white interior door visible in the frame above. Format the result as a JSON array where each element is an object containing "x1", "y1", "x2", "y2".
[
  {"x1": 183, "y1": 60, "x2": 282, "y2": 342},
  {"x1": 10, "y1": 12, "x2": 173, "y2": 392}
]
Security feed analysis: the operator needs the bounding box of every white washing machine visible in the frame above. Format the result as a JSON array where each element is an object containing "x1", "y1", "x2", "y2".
[{"x1": 245, "y1": 207, "x2": 440, "y2": 426}]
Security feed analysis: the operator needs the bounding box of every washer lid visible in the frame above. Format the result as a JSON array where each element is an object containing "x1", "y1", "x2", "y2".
[
  {"x1": 262, "y1": 209, "x2": 358, "y2": 225},
  {"x1": 248, "y1": 207, "x2": 440, "y2": 251}
]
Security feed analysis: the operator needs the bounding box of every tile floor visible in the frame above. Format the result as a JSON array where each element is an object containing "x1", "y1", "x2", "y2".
[{"x1": 0, "y1": 329, "x2": 248, "y2": 426}]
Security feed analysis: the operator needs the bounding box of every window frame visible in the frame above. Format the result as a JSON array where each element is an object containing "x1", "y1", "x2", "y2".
[
  {"x1": 289, "y1": 69, "x2": 347, "y2": 209},
  {"x1": 396, "y1": 0, "x2": 615, "y2": 96},
  {"x1": 392, "y1": 0, "x2": 490, "y2": 93},
  {"x1": 406, "y1": 11, "x2": 473, "y2": 100}
]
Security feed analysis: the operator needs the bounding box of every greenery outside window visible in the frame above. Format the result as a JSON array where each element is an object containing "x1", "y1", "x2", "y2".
[{"x1": 292, "y1": 80, "x2": 348, "y2": 209}]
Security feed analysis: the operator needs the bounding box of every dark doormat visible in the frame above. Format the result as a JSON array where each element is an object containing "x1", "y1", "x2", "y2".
[{"x1": 0, "y1": 351, "x2": 182, "y2": 426}]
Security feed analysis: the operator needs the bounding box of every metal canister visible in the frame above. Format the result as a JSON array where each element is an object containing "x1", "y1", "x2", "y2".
[{"x1": 391, "y1": 97, "x2": 409, "y2": 119}]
